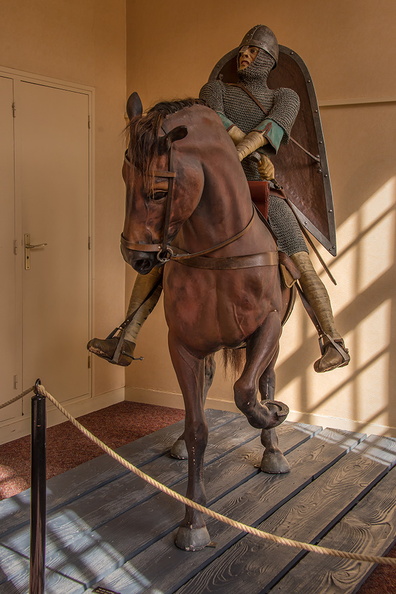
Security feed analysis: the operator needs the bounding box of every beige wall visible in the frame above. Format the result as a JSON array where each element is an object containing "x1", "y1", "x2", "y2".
[
  {"x1": 125, "y1": 0, "x2": 396, "y2": 436},
  {"x1": 3, "y1": 1, "x2": 394, "y2": 437},
  {"x1": 1, "y1": 0, "x2": 127, "y2": 401}
]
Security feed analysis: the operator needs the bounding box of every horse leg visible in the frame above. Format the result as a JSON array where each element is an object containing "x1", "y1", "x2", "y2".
[
  {"x1": 168, "y1": 333, "x2": 211, "y2": 551},
  {"x1": 234, "y1": 311, "x2": 289, "y2": 430},
  {"x1": 259, "y1": 349, "x2": 290, "y2": 474},
  {"x1": 170, "y1": 354, "x2": 216, "y2": 460}
]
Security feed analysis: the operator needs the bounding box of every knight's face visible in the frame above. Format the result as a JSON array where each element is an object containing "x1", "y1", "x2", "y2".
[{"x1": 238, "y1": 45, "x2": 259, "y2": 70}]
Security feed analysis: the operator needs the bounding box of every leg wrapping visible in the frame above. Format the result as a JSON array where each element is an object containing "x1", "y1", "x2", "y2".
[
  {"x1": 124, "y1": 268, "x2": 163, "y2": 343},
  {"x1": 291, "y1": 251, "x2": 341, "y2": 340}
]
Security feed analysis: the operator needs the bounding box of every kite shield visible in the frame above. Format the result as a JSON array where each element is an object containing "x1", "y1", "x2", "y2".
[{"x1": 209, "y1": 46, "x2": 337, "y2": 256}]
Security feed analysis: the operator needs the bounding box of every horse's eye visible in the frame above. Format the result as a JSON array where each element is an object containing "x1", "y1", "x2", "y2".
[{"x1": 149, "y1": 190, "x2": 167, "y2": 201}]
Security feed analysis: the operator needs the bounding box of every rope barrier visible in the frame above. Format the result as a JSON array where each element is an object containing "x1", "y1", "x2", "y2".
[
  {"x1": 0, "y1": 386, "x2": 35, "y2": 410},
  {"x1": 32, "y1": 383, "x2": 396, "y2": 567}
]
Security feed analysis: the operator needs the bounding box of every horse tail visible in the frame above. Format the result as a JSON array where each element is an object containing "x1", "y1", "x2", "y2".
[{"x1": 222, "y1": 347, "x2": 246, "y2": 379}]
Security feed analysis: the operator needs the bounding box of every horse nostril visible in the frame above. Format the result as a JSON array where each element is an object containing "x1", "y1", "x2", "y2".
[{"x1": 136, "y1": 259, "x2": 153, "y2": 273}]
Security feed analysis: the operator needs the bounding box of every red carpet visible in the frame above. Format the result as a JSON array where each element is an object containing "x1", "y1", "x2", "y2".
[
  {"x1": 0, "y1": 401, "x2": 184, "y2": 500},
  {"x1": 0, "y1": 401, "x2": 394, "y2": 592}
]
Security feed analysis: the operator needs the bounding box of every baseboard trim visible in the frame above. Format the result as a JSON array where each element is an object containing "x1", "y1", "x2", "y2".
[
  {"x1": 124, "y1": 387, "x2": 185, "y2": 410},
  {"x1": 125, "y1": 387, "x2": 241, "y2": 413},
  {"x1": 0, "y1": 388, "x2": 125, "y2": 445},
  {"x1": 286, "y1": 409, "x2": 396, "y2": 438},
  {"x1": 125, "y1": 387, "x2": 396, "y2": 438}
]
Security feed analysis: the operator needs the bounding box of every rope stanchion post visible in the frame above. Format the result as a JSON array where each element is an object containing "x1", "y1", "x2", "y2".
[{"x1": 29, "y1": 379, "x2": 47, "y2": 594}]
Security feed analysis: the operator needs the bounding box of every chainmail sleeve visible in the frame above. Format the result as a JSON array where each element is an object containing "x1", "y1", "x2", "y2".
[
  {"x1": 199, "y1": 81, "x2": 236, "y2": 129},
  {"x1": 199, "y1": 80, "x2": 224, "y2": 112},
  {"x1": 268, "y1": 87, "x2": 300, "y2": 143}
]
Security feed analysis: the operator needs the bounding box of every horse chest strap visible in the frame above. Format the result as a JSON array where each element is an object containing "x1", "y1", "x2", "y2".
[{"x1": 175, "y1": 251, "x2": 279, "y2": 270}]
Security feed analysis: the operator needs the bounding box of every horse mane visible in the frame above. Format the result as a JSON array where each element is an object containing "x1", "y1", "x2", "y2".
[{"x1": 127, "y1": 98, "x2": 206, "y2": 187}]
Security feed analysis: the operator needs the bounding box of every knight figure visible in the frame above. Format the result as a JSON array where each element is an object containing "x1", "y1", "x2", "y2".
[{"x1": 88, "y1": 24, "x2": 350, "y2": 373}]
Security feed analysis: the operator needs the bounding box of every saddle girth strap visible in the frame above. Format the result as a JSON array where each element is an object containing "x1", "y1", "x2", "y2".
[{"x1": 174, "y1": 251, "x2": 278, "y2": 270}]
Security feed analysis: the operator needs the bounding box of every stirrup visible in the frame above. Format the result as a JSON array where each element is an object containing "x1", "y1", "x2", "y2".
[
  {"x1": 88, "y1": 336, "x2": 142, "y2": 366},
  {"x1": 113, "y1": 333, "x2": 142, "y2": 364}
]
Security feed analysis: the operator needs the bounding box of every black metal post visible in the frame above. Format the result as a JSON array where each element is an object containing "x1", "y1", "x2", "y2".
[{"x1": 29, "y1": 379, "x2": 46, "y2": 594}]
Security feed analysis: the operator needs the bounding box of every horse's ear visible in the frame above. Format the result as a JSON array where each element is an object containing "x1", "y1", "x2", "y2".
[
  {"x1": 166, "y1": 125, "x2": 188, "y2": 143},
  {"x1": 159, "y1": 125, "x2": 188, "y2": 154},
  {"x1": 126, "y1": 92, "x2": 143, "y2": 120}
]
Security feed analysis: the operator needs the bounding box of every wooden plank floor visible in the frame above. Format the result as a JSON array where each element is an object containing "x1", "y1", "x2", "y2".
[{"x1": 0, "y1": 409, "x2": 395, "y2": 593}]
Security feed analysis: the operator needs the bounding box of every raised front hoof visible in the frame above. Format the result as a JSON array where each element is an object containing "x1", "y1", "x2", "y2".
[
  {"x1": 170, "y1": 438, "x2": 188, "y2": 460},
  {"x1": 260, "y1": 450, "x2": 290, "y2": 474},
  {"x1": 175, "y1": 525, "x2": 211, "y2": 552},
  {"x1": 261, "y1": 399, "x2": 289, "y2": 428}
]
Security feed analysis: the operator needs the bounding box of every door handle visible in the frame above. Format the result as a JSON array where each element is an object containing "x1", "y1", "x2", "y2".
[
  {"x1": 24, "y1": 233, "x2": 48, "y2": 270},
  {"x1": 25, "y1": 241, "x2": 48, "y2": 249}
]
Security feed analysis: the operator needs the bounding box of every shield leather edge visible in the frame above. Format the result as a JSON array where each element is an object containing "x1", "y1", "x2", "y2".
[{"x1": 209, "y1": 45, "x2": 337, "y2": 256}]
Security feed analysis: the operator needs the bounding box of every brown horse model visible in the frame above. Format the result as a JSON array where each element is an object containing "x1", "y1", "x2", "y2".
[{"x1": 121, "y1": 94, "x2": 294, "y2": 551}]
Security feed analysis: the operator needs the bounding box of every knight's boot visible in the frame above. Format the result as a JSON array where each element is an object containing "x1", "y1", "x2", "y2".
[
  {"x1": 87, "y1": 337, "x2": 136, "y2": 366},
  {"x1": 87, "y1": 267, "x2": 163, "y2": 366},
  {"x1": 291, "y1": 252, "x2": 350, "y2": 373}
]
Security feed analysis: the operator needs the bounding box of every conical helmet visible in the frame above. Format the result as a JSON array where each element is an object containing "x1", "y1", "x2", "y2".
[{"x1": 239, "y1": 25, "x2": 279, "y2": 66}]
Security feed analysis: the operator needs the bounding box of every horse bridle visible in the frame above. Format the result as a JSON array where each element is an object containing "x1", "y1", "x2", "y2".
[
  {"x1": 121, "y1": 141, "x2": 279, "y2": 270},
  {"x1": 121, "y1": 143, "x2": 258, "y2": 260}
]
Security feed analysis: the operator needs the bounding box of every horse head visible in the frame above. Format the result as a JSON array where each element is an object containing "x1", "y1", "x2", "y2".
[
  {"x1": 120, "y1": 93, "x2": 246, "y2": 275},
  {"x1": 121, "y1": 94, "x2": 216, "y2": 274}
]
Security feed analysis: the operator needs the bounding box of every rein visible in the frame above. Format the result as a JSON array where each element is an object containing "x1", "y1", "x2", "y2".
[{"x1": 122, "y1": 143, "x2": 278, "y2": 270}]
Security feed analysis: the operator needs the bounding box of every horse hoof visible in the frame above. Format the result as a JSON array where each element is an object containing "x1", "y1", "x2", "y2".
[
  {"x1": 261, "y1": 399, "x2": 289, "y2": 425},
  {"x1": 260, "y1": 450, "x2": 290, "y2": 474},
  {"x1": 175, "y1": 525, "x2": 211, "y2": 551},
  {"x1": 170, "y1": 438, "x2": 188, "y2": 459}
]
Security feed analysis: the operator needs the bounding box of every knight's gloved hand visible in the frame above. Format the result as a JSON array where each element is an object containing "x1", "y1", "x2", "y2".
[
  {"x1": 258, "y1": 155, "x2": 275, "y2": 180},
  {"x1": 228, "y1": 125, "x2": 245, "y2": 146},
  {"x1": 236, "y1": 131, "x2": 267, "y2": 161}
]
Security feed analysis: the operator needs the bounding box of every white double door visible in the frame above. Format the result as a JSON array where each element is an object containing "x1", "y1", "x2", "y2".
[{"x1": 0, "y1": 74, "x2": 91, "y2": 427}]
